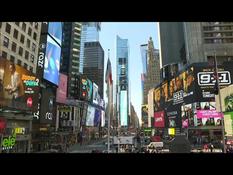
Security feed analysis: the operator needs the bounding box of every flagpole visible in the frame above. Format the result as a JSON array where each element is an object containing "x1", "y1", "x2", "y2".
[
  {"x1": 214, "y1": 52, "x2": 226, "y2": 153},
  {"x1": 107, "y1": 49, "x2": 111, "y2": 153}
]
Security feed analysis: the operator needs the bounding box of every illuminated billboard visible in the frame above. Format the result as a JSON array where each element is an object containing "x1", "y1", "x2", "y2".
[
  {"x1": 93, "y1": 83, "x2": 98, "y2": 105},
  {"x1": 120, "y1": 90, "x2": 128, "y2": 126},
  {"x1": 0, "y1": 58, "x2": 39, "y2": 111},
  {"x1": 56, "y1": 73, "x2": 67, "y2": 104},
  {"x1": 48, "y1": 22, "x2": 62, "y2": 46},
  {"x1": 86, "y1": 105, "x2": 95, "y2": 126},
  {"x1": 43, "y1": 35, "x2": 61, "y2": 85}
]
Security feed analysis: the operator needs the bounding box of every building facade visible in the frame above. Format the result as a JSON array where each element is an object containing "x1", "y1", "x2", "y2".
[
  {"x1": 61, "y1": 22, "x2": 82, "y2": 98},
  {"x1": 116, "y1": 35, "x2": 129, "y2": 127},
  {"x1": 0, "y1": 22, "x2": 42, "y2": 74},
  {"x1": 79, "y1": 22, "x2": 101, "y2": 74},
  {"x1": 83, "y1": 41, "x2": 104, "y2": 99}
]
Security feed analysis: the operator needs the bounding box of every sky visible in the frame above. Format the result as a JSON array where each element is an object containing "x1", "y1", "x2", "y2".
[{"x1": 99, "y1": 22, "x2": 159, "y2": 123}]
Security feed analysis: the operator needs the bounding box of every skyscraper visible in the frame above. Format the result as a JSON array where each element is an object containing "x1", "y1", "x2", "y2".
[
  {"x1": 159, "y1": 22, "x2": 233, "y2": 69},
  {"x1": 83, "y1": 41, "x2": 104, "y2": 98},
  {"x1": 116, "y1": 35, "x2": 129, "y2": 127},
  {"x1": 141, "y1": 37, "x2": 160, "y2": 104},
  {"x1": 61, "y1": 22, "x2": 82, "y2": 98},
  {"x1": 79, "y1": 22, "x2": 101, "y2": 74}
]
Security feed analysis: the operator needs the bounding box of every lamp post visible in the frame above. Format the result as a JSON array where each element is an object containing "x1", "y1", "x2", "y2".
[{"x1": 214, "y1": 52, "x2": 226, "y2": 153}]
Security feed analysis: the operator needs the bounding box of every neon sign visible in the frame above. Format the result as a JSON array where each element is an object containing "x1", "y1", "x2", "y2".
[{"x1": 1, "y1": 132, "x2": 16, "y2": 150}]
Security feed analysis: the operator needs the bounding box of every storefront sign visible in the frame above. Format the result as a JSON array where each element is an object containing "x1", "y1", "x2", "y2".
[
  {"x1": 1, "y1": 132, "x2": 16, "y2": 150},
  {"x1": 197, "y1": 110, "x2": 223, "y2": 119},
  {"x1": 168, "y1": 128, "x2": 175, "y2": 135},
  {"x1": 15, "y1": 127, "x2": 25, "y2": 134}
]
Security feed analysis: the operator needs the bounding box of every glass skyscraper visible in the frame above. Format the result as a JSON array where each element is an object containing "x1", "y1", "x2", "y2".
[
  {"x1": 116, "y1": 35, "x2": 129, "y2": 127},
  {"x1": 79, "y1": 22, "x2": 101, "y2": 74}
]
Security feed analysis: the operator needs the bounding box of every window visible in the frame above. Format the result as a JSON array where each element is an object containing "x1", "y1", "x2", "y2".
[
  {"x1": 20, "y1": 34, "x2": 25, "y2": 44},
  {"x1": 11, "y1": 42, "x2": 17, "y2": 52},
  {"x1": 26, "y1": 39, "x2": 31, "y2": 48},
  {"x1": 2, "y1": 51, "x2": 7, "y2": 59},
  {"x1": 28, "y1": 27, "x2": 32, "y2": 36},
  {"x1": 35, "y1": 22, "x2": 38, "y2": 30},
  {"x1": 3, "y1": 36, "x2": 9, "y2": 48},
  {"x1": 23, "y1": 63, "x2": 28, "y2": 69},
  {"x1": 17, "y1": 59, "x2": 22, "y2": 66},
  {"x1": 30, "y1": 54, "x2": 34, "y2": 63},
  {"x1": 22, "y1": 22, "x2": 26, "y2": 32},
  {"x1": 15, "y1": 22, "x2": 20, "y2": 26},
  {"x1": 13, "y1": 29, "x2": 18, "y2": 39},
  {"x1": 18, "y1": 47, "x2": 23, "y2": 56},
  {"x1": 32, "y1": 43, "x2": 36, "y2": 52},
  {"x1": 30, "y1": 66, "x2": 33, "y2": 72},
  {"x1": 10, "y1": 55, "x2": 15, "y2": 63},
  {"x1": 33, "y1": 32, "x2": 37, "y2": 40},
  {"x1": 5, "y1": 23, "x2": 11, "y2": 34},
  {"x1": 25, "y1": 50, "x2": 29, "y2": 60}
]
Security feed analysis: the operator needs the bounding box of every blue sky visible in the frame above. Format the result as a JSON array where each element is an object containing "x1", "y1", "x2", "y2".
[{"x1": 99, "y1": 22, "x2": 159, "y2": 122}]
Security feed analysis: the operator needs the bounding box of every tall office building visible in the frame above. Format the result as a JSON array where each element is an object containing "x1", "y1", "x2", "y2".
[
  {"x1": 184, "y1": 22, "x2": 233, "y2": 65},
  {"x1": 61, "y1": 22, "x2": 82, "y2": 98},
  {"x1": 79, "y1": 22, "x2": 101, "y2": 74},
  {"x1": 0, "y1": 22, "x2": 42, "y2": 73},
  {"x1": 116, "y1": 35, "x2": 129, "y2": 127},
  {"x1": 141, "y1": 37, "x2": 160, "y2": 104},
  {"x1": 83, "y1": 41, "x2": 104, "y2": 98},
  {"x1": 159, "y1": 22, "x2": 233, "y2": 70}
]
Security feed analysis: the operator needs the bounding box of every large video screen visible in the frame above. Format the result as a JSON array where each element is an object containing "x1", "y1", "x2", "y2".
[
  {"x1": 86, "y1": 105, "x2": 95, "y2": 126},
  {"x1": 120, "y1": 90, "x2": 128, "y2": 126},
  {"x1": 48, "y1": 22, "x2": 62, "y2": 46},
  {"x1": 93, "y1": 83, "x2": 98, "y2": 104},
  {"x1": 56, "y1": 73, "x2": 67, "y2": 104},
  {"x1": 0, "y1": 58, "x2": 39, "y2": 111},
  {"x1": 43, "y1": 35, "x2": 61, "y2": 85}
]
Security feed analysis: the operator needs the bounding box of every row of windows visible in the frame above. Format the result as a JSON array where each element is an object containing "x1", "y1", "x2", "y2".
[
  {"x1": 2, "y1": 36, "x2": 35, "y2": 63},
  {"x1": 5, "y1": 23, "x2": 38, "y2": 42},
  {"x1": 204, "y1": 32, "x2": 233, "y2": 37},
  {"x1": 1, "y1": 51, "x2": 34, "y2": 72},
  {"x1": 204, "y1": 38, "x2": 233, "y2": 44}
]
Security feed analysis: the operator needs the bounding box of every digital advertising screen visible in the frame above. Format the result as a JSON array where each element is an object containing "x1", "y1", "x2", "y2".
[
  {"x1": 86, "y1": 105, "x2": 95, "y2": 126},
  {"x1": 148, "y1": 88, "x2": 154, "y2": 118},
  {"x1": 48, "y1": 22, "x2": 63, "y2": 46},
  {"x1": 120, "y1": 90, "x2": 128, "y2": 126},
  {"x1": 224, "y1": 112, "x2": 233, "y2": 136},
  {"x1": 87, "y1": 79, "x2": 93, "y2": 102},
  {"x1": 93, "y1": 83, "x2": 98, "y2": 105},
  {"x1": 56, "y1": 73, "x2": 67, "y2": 104},
  {"x1": 154, "y1": 111, "x2": 165, "y2": 128},
  {"x1": 101, "y1": 110, "x2": 105, "y2": 127},
  {"x1": 43, "y1": 35, "x2": 61, "y2": 86},
  {"x1": 0, "y1": 58, "x2": 39, "y2": 112},
  {"x1": 94, "y1": 108, "x2": 101, "y2": 127}
]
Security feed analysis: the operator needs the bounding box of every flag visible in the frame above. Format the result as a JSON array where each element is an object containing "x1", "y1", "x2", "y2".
[{"x1": 105, "y1": 58, "x2": 112, "y2": 85}]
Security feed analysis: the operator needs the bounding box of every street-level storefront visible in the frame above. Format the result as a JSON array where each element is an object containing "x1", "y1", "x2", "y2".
[{"x1": 0, "y1": 112, "x2": 32, "y2": 153}]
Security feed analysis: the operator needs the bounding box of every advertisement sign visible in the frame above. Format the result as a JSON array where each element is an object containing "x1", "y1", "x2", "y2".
[
  {"x1": 0, "y1": 58, "x2": 39, "y2": 111},
  {"x1": 154, "y1": 111, "x2": 165, "y2": 128},
  {"x1": 120, "y1": 90, "x2": 128, "y2": 126},
  {"x1": 86, "y1": 105, "x2": 95, "y2": 126},
  {"x1": 148, "y1": 88, "x2": 154, "y2": 118},
  {"x1": 56, "y1": 73, "x2": 67, "y2": 104},
  {"x1": 48, "y1": 22, "x2": 63, "y2": 46},
  {"x1": 224, "y1": 112, "x2": 233, "y2": 136},
  {"x1": 196, "y1": 110, "x2": 223, "y2": 119},
  {"x1": 94, "y1": 108, "x2": 101, "y2": 127},
  {"x1": 0, "y1": 117, "x2": 6, "y2": 133},
  {"x1": 101, "y1": 110, "x2": 105, "y2": 127},
  {"x1": 141, "y1": 104, "x2": 148, "y2": 126},
  {"x1": 43, "y1": 35, "x2": 61, "y2": 85},
  {"x1": 216, "y1": 85, "x2": 233, "y2": 113},
  {"x1": 87, "y1": 79, "x2": 93, "y2": 102},
  {"x1": 40, "y1": 88, "x2": 55, "y2": 124},
  {"x1": 93, "y1": 83, "x2": 98, "y2": 104},
  {"x1": 168, "y1": 128, "x2": 175, "y2": 135},
  {"x1": 1, "y1": 132, "x2": 16, "y2": 150}
]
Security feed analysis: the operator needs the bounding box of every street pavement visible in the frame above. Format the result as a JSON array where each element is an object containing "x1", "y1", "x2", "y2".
[{"x1": 68, "y1": 138, "x2": 109, "y2": 153}]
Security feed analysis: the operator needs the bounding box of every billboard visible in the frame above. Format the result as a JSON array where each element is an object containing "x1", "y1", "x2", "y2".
[
  {"x1": 40, "y1": 87, "x2": 55, "y2": 124},
  {"x1": 154, "y1": 111, "x2": 165, "y2": 128},
  {"x1": 86, "y1": 105, "x2": 95, "y2": 126},
  {"x1": 56, "y1": 73, "x2": 67, "y2": 104},
  {"x1": 87, "y1": 79, "x2": 93, "y2": 102},
  {"x1": 0, "y1": 58, "x2": 39, "y2": 111},
  {"x1": 141, "y1": 104, "x2": 148, "y2": 125},
  {"x1": 94, "y1": 108, "x2": 101, "y2": 127},
  {"x1": 148, "y1": 88, "x2": 154, "y2": 118},
  {"x1": 48, "y1": 22, "x2": 63, "y2": 46},
  {"x1": 120, "y1": 90, "x2": 128, "y2": 126},
  {"x1": 93, "y1": 83, "x2": 98, "y2": 105},
  {"x1": 43, "y1": 35, "x2": 61, "y2": 85},
  {"x1": 224, "y1": 112, "x2": 233, "y2": 136}
]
